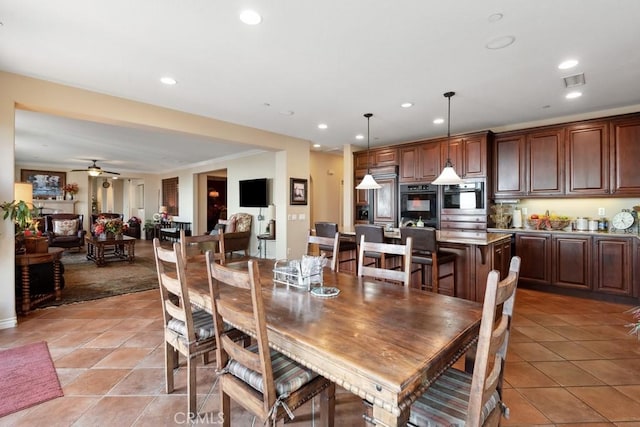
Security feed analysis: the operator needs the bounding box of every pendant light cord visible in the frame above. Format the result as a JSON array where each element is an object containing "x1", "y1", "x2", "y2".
[
  {"x1": 364, "y1": 113, "x2": 373, "y2": 174},
  {"x1": 444, "y1": 91, "x2": 455, "y2": 164}
]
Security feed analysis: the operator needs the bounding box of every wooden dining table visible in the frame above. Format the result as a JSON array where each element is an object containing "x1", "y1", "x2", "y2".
[{"x1": 186, "y1": 258, "x2": 482, "y2": 426}]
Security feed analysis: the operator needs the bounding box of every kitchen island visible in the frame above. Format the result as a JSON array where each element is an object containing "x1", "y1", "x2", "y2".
[{"x1": 341, "y1": 229, "x2": 513, "y2": 302}]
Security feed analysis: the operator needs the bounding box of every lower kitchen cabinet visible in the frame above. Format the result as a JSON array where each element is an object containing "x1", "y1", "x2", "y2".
[
  {"x1": 515, "y1": 233, "x2": 552, "y2": 285},
  {"x1": 515, "y1": 231, "x2": 638, "y2": 301},
  {"x1": 553, "y1": 235, "x2": 591, "y2": 290},
  {"x1": 593, "y1": 236, "x2": 633, "y2": 297}
]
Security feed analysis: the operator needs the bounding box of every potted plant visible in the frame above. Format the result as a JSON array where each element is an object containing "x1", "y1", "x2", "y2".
[
  {"x1": 1, "y1": 199, "x2": 35, "y2": 253},
  {"x1": 628, "y1": 307, "x2": 640, "y2": 339},
  {"x1": 143, "y1": 220, "x2": 155, "y2": 240}
]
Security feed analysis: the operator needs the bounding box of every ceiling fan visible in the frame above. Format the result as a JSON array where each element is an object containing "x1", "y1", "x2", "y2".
[{"x1": 71, "y1": 160, "x2": 120, "y2": 176}]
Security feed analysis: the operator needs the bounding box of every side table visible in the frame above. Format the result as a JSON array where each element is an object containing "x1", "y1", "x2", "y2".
[
  {"x1": 257, "y1": 234, "x2": 275, "y2": 259},
  {"x1": 15, "y1": 247, "x2": 64, "y2": 314}
]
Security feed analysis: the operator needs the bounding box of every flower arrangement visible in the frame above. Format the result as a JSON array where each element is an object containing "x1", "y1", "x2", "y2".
[
  {"x1": 93, "y1": 216, "x2": 128, "y2": 235},
  {"x1": 628, "y1": 307, "x2": 640, "y2": 339},
  {"x1": 63, "y1": 183, "x2": 79, "y2": 195}
]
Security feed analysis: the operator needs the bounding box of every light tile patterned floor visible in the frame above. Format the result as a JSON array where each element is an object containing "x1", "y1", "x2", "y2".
[{"x1": 1, "y1": 240, "x2": 639, "y2": 426}]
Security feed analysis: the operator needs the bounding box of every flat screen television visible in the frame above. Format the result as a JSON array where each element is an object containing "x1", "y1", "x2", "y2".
[{"x1": 239, "y1": 178, "x2": 268, "y2": 207}]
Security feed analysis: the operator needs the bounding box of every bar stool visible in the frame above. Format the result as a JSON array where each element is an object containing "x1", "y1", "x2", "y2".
[
  {"x1": 315, "y1": 222, "x2": 356, "y2": 272},
  {"x1": 400, "y1": 226, "x2": 456, "y2": 295}
]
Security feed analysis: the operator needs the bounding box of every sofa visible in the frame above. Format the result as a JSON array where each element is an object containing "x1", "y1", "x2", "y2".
[
  {"x1": 214, "y1": 212, "x2": 252, "y2": 257},
  {"x1": 44, "y1": 214, "x2": 86, "y2": 251}
]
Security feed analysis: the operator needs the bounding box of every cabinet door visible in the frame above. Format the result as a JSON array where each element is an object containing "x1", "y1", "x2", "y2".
[
  {"x1": 610, "y1": 117, "x2": 640, "y2": 196},
  {"x1": 354, "y1": 152, "x2": 370, "y2": 170},
  {"x1": 566, "y1": 122, "x2": 609, "y2": 195},
  {"x1": 515, "y1": 233, "x2": 551, "y2": 284},
  {"x1": 462, "y1": 134, "x2": 486, "y2": 178},
  {"x1": 399, "y1": 146, "x2": 418, "y2": 182},
  {"x1": 552, "y1": 235, "x2": 591, "y2": 290},
  {"x1": 493, "y1": 133, "x2": 526, "y2": 197},
  {"x1": 528, "y1": 128, "x2": 564, "y2": 195},
  {"x1": 355, "y1": 169, "x2": 369, "y2": 205},
  {"x1": 372, "y1": 176, "x2": 397, "y2": 225},
  {"x1": 593, "y1": 237, "x2": 633, "y2": 296},
  {"x1": 418, "y1": 141, "x2": 441, "y2": 183},
  {"x1": 374, "y1": 148, "x2": 398, "y2": 167},
  {"x1": 441, "y1": 137, "x2": 464, "y2": 177}
]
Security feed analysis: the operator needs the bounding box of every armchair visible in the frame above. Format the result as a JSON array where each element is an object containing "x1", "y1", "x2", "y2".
[
  {"x1": 44, "y1": 214, "x2": 86, "y2": 251},
  {"x1": 214, "y1": 212, "x2": 252, "y2": 257}
]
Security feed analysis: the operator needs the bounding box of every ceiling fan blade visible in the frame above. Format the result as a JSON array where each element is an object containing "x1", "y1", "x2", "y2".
[
  {"x1": 102, "y1": 170, "x2": 121, "y2": 175},
  {"x1": 70, "y1": 168, "x2": 90, "y2": 172}
]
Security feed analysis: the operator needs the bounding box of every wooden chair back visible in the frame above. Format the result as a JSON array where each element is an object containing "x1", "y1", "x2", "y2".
[
  {"x1": 467, "y1": 256, "x2": 521, "y2": 425},
  {"x1": 153, "y1": 238, "x2": 196, "y2": 344},
  {"x1": 357, "y1": 234, "x2": 413, "y2": 287},
  {"x1": 179, "y1": 228, "x2": 225, "y2": 267},
  {"x1": 307, "y1": 229, "x2": 339, "y2": 272}
]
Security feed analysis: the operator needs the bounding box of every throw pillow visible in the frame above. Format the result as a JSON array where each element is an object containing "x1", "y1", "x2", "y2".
[
  {"x1": 53, "y1": 219, "x2": 78, "y2": 236},
  {"x1": 235, "y1": 214, "x2": 251, "y2": 232},
  {"x1": 225, "y1": 216, "x2": 237, "y2": 233}
]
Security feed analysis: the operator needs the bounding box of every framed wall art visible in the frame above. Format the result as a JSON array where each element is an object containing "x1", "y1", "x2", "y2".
[
  {"x1": 290, "y1": 178, "x2": 308, "y2": 205},
  {"x1": 20, "y1": 169, "x2": 66, "y2": 199}
]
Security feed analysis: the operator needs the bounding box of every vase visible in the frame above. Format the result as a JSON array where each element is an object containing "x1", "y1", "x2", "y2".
[{"x1": 106, "y1": 232, "x2": 115, "y2": 239}]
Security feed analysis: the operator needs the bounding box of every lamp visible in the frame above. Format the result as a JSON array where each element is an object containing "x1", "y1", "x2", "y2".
[
  {"x1": 88, "y1": 165, "x2": 102, "y2": 177},
  {"x1": 355, "y1": 113, "x2": 382, "y2": 190},
  {"x1": 432, "y1": 91, "x2": 464, "y2": 185},
  {"x1": 14, "y1": 182, "x2": 33, "y2": 207},
  {"x1": 208, "y1": 190, "x2": 219, "y2": 198}
]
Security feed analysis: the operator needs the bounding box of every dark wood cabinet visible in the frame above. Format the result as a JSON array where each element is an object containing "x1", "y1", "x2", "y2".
[
  {"x1": 528, "y1": 128, "x2": 564, "y2": 196},
  {"x1": 355, "y1": 148, "x2": 398, "y2": 170},
  {"x1": 593, "y1": 236, "x2": 633, "y2": 296},
  {"x1": 372, "y1": 175, "x2": 397, "y2": 226},
  {"x1": 552, "y1": 235, "x2": 591, "y2": 290},
  {"x1": 355, "y1": 169, "x2": 370, "y2": 206},
  {"x1": 566, "y1": 122, "x2": 609, "y2": 195},
  {"x1": 515, "y1": 233, "x2": 551, "y2": 285},
  {"x1": 440, "y1": 132, "x2": 490, "y2": 179},
  {"x1": 610, "y1": 116, "x2": 640, "y2": 196},
  {"x1": 493, "y1": 133, "x2": 526, "y2": 197},
  {"x1": 399, "y1": 141, "x2": 440, "y2": 183}
]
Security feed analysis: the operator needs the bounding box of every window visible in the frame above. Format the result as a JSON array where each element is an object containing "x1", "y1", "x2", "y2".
[{"x1": 162, "y1": 177, "x2": 179, "y2": 216}]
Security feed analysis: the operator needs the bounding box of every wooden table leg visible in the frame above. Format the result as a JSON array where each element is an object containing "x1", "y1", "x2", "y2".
[
  {"x1": 128, "y1": 241, "x2": 136, "y2": 263},
  {"x1": 372, "y1": 404, "x2": 409, "y2": 427},
  {"x1": 53, "y1": 259, "x2": 62, "y2": 300},
  {"x1": 21, "y1": 265, "x2": 31, "y2": 313}
]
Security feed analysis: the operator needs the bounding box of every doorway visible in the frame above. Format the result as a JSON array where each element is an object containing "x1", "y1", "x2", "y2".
[{"x1": 207, "y1": 177, "x2": 227, "y2": 231}]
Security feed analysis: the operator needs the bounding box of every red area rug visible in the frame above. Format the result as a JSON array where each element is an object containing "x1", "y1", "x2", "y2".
[{"x1": 0, "y1": 341, "x2": 63, "y2": 417}]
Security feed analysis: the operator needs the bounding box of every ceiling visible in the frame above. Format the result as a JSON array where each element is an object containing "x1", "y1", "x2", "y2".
[{"x1": 3, "y1": 1, "x2": 640, "y2": 178}]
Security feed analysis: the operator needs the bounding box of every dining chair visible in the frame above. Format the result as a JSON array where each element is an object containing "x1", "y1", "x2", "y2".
[
  {"x1": 407, "y1": 256, "x2": 521, "y2": 427},
  {"x1": 314, "y1": 222, "x2": 357, "y2": 271},
  {"x1": 400, "y1": 226, "x2": 457, "y2": 295},
  {"x1": 179, "y1": 228, "x2": 225, "y2": 267},
  {"x1": 306, "y1": 229, "x2": 339, "y2": 272},
  {"x1": 354, "y1": 224, "x2": 394, "y2": 270},
  {"x1": 357, "y1": 234, "x2": 413, "y2": 287},
  {"x1": 152, "y1": 238, "x2": 224, "y2": 418},
  {"x1": 205, "y1": 255, "x2": 336, "y2": 426}
]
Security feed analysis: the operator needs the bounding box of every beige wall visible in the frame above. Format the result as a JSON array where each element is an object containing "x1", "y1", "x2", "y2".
[
  {"x1": 310, "y1": 152, "x2": 345, "y2": 229},
  {"x1": 0, "y1": 71, "x2": 313, "y2": 328}
]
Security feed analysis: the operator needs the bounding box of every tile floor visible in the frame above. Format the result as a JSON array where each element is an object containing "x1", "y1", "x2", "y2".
[{"x1": 1, "y1": 240, "x2": 640, "y2": 426}]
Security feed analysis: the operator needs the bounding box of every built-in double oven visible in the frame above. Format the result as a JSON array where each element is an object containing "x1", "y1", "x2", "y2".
[{"x1": 399, "y1": 183, "x2": 438, "y2": 228}]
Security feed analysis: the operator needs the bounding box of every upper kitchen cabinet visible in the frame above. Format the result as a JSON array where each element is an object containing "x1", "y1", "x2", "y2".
[
  {"x1": 610, "y1": 114, "x2": 640, "y2": 196},
  {"x1": 439, "y1": 131, "x2": 491, "y2": 179},
  {"x1": 492, "y1": 127, "x2": 564, "y2": 198},
  {"x1": 354, "y1": 147, "x2": 398, "y2": 170},
  {"x1": 565, "y1": 121, "x2": 609, "y2": 196},
  {"x1": 399, "y1": 140, "x2": 441, "y2": 183}
]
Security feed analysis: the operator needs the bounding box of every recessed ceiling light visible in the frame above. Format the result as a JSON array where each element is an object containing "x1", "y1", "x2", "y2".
[
  {"x1": 433, "y1": 118, "x2": 444, "y2": 124},
  {"x1": 485, "y1": 35, "x2": 515, "y2": 50},
  {"x1": 160, "y1": 76, "x2": 177, "y2": 85},
  {"x1": 240, "y1": 10, "x2": 262, "y2": 25},
  {"x1": 279, "y1": 110, "x2": 294, "y2": 116},
  {"x1": 318, "y1": 123, "x2": 328, "y2": 129},
  {"x1": 566, "y1": 91, "x2": 582, "y2": 99},
  {"x1": 488, "y1": 13, "x2": 503, "y2": 23},
  {"x1": 355, "y1": 134, "x2": 364, "y2": 140},
  {"x1": 558, "y1": 59, "x2": 579, "y2": 70},
  {"x1": 400, "y1": 102, "x2": 414, "y2": 108},
  {"x1": 313, "y1": 143, "x2": 321, "y2": 148}
]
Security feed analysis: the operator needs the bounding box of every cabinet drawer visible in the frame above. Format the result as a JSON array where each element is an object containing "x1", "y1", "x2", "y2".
[
  {"x1": 440, "y1": 221, "x2": 487, "y2": 231},
  {"x1": 440, "y1": 214, "x2": 486, "y2": 223}
]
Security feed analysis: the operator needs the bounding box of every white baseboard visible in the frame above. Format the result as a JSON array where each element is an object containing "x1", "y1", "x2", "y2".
[{"x1": 0, "y1": 316, "x2": 18, "y2": 330}]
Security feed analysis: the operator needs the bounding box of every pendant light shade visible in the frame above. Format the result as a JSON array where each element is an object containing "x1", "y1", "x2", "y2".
[
  {"x1": 432, "y1": 91, "x2": 464, "y2": 185},
  {"x1": 356, "y1": 113, "x2": 382, "y2": 190}
]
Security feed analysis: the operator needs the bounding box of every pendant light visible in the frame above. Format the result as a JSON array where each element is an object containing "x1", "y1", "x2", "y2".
[
  {"x1": 355, "y1": 113, "x2": 382, "y2": 190},
  {"x1": 432, "y1": 91, "x2": 464, "y2": 185}
]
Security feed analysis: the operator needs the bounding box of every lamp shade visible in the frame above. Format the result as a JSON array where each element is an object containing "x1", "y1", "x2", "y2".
[
  {"x1": 431, "y1": 162, "x2": 464, "y2": 185},
  {"x1": 14, "y1": 182, "x2": 33, "y2": 206},
  {"x1": 268, "y1": 204, "x2": 276, "y2": 220},
  {"x1": 356, "y1": 174, "x2": 382, "y2": 190}
]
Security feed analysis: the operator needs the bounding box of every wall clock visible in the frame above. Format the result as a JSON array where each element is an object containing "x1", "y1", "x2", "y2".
[
  {"x1": 102, "y1": 181, "x2": 111, "y2": 188},
  {"x1": 610, "y1": 210, "x2": 634, "y2": 233}
]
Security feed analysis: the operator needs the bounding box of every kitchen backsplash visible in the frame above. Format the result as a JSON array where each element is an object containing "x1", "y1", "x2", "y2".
[{"x1": 497, "y1": 198, "x2": 640, "y2": 220}]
